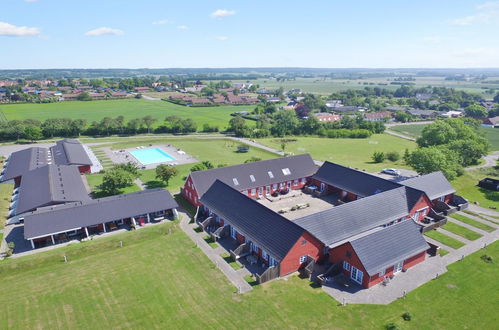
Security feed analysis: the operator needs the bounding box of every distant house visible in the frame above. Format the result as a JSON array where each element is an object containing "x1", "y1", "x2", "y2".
[
  {"x1": 88, "y1": 92, "x2": 106, "y2": 100},
  {"x1": 257, "y1": 88, "x2": 269, "y2": 94},
  {"x1": 325, "y1": 100, "x2": 343, "y2": 109},
  {"x1": 284, "y1": 101, "x2": 299, "y2": 110},
  {"x1": 481, "y1": 101, "x2": 496, "y2": 110},
  {"x1": 266, "y1": 97, "x2": 281, "y2": 103},
  {"x1": 191, "y1": 98, "x2": 212, "y2": 105},
  {"x1": 364, "y1": 111, "x2": 393, "y2": 122},
  {"x1": 441, "y1": 110, "x2": 463, "y2": 118},
  {"x1": 385, "y1": 106, "x2": 408, "y2": 112},
  {"x1": 331, "y1": 106, "x2": 362, "y2": 114},
  {"x1": 61, "y1": 93, "x2": 81, "y2": 101},
  {"x1": 134, "y1": 87, "x2": 151, "y2": 92},
  {"x1": 415, "y1": 93, "x2": 432, "y2": 100},
  {"x1": 481, "y1": 116, "x2": 499, "y2": 128},
  {"x1": 314, "y1": 113, "x2": 341, "y2": 122},
  {"x1": 406, "y1": 109, "x2": 437, "y2": 119},
  {"x1": 287, "y1": 88, "x2": 303, "y2": 95}
]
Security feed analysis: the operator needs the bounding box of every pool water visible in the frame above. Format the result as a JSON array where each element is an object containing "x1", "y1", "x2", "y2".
[{"x1": 129, "y1": 148, "x2": 176, "y2": 165}]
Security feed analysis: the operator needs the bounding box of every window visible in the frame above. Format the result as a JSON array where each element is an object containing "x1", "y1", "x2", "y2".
[
  {"x1": 294, "y1": 179, "x2": 299, "y2": 185},
  {"x1": 250, "y1": 242, "x2": 259, "y2": 253},
  {"x1": 249, "y1": 175, "x2": 256, "y2": 182},
  {"x1": 379, "y1": 269, "x2": 385, "y2": 277},
  {"x1": 272, "y1": 184, "x2": 277, "y2": 189},
  {"x1": 301, "y1": 239, "x2": 307, "y2": 246},
  {"x1": 268, "y1": 171, "x2": 274, "y2": 178},
  {"x1": 269, "y1": 257, "x2": 278, "y2": 267},
  {"x1": 262, "y1": 250, "x2": 269, "y2": 261},
  {"x1": 343, "y1": 261, "x2": 351, "y2": 271},
  {"x1": 232, "y1": 178, "x2": 239, "y2": 186},
  {"x1": 439, "y1": 196, "x2": 445, "y2": 202},
  {"x1": 345, "y1": 251, "x2": 352, "y2": 258},
  {"x1": 299, "y1": 255, "x2": 308, "y2": 264},
  {"x1": 351, "y1": 266, "x2": 363, "y2": 284},
  {"x1": 301, "y1": 178, "x2": 306, "y2": 184},
  {"x1": 282, "y1": 168, "x2": 291, "y2": 175},
  {"x1": 251, "y1": 188, "x2": 256, "y2": 195}
]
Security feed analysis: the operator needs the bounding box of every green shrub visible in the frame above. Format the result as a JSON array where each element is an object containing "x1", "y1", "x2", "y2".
[
  {"x1": 402, "y1": 312, "x2": 412, "y2": 321},
  {"x1": 481, "y1": 254, "x2": 493, "y2": 263},
  {"x1": 386, "y1": 151, "x2": 400, "y2": 162},
  {"x1": 386, "y1": 322, "x2": 401, "y2": 330},
  {"x1": 372, "y1": 151, "x2": 386, "y2": 163}
]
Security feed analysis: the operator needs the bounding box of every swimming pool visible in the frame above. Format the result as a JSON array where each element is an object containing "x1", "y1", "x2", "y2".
[{"x1": 129, "y1": 148, "x2": 176, "y2": 165}]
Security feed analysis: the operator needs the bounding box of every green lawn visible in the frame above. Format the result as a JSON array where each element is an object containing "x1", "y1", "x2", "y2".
[
  {"x1": 0, "y1": 220, "x2": 497, "y2": 329},
  {"x1": 390, "y1": 124, "x2": 499, "y2": 151},
  {"x1": 451, "y1": 214, "x2": 496, "y2": 232},
  {"x1": 84, "y1": 173, "x2": 141, "y2": 198},
  {"x1": 451, "y1": 167, "x2": 499, "y2": 209},
  {"x1": 425, "y1": 230, "x2": 466, "y2": 249},
  {"x1": 441, "y1": 222, "x2": 482, "y2": 241},
  {"x1": 0, "y1": 98, "x2": 253, "y2": 129},
  {"x1": 257, "y1": 134, "x2": 416, "y2": 171},
  {"x1": 0, "y1": 183, "x2": 13, "y2": 230}
]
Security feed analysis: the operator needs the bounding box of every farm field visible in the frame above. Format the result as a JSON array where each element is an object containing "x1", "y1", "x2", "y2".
[
  {"x1": 390, "y1": 124, "x2": 499, "y2": 151},
  {"x1": 230, "y1": 76, "x2": 499, "y2": 96},
  {"x1": 0, "y1": 220, "x2": 496, "y2": 329},
  {"x1": 87, "y1": 138, "x2": 278, "y2": 194},
  {"x1": 257, "y1": 134, "x2": 416, "y2": 171},
  {"x1": 0, "y1": 98, "x2": 252, "y2": 129},
  {"x1": 451, "y1": 167, "x2": 499, "y2": 209}
]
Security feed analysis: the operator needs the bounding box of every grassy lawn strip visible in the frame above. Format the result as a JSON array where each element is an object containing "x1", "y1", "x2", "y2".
[
  {"x1": 425, "y1": 230, "x2": 466, "y2": 249},
  {"x1": 451, "y1": 214, "x2": 495, "y2": 232},
  {"x1": 439, "y1": 249, "x2": 449, "y2": 256},
  {"x1": 442, "y1": 222, "x2": 482, "y2": 241},
  {"x1": 462, "y1": 210, "x2": 499, "y2": 225},
  {"x1": 451, "y1": 167, "x2": 499, "y2": 210},
  {"x1": 220, "y1": 253, "x2": 242, "y2": 270},
  {"x1": 0, "y1": 218, "x2": 497, "y2": 328},
  {"x1": 203, "y1": 235, "x2": 218, "y2": 249},
  {"x1": 0, "y1": 183, "x2": 14, "y2": 230}
]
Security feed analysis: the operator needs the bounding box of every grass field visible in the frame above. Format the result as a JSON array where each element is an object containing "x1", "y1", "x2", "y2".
[
  {"x1": 0, "y1": 98, "x2": 252, "y2": 129},
  {"x1": 451, "y1": 167, "x2": 499, "y2": 209},
  {"x1": 390, "y1": 124, "x2": 499, "y2": 151},
  {"x1": 0, "y1": 220, "x2": 497, "y2": 329},
  {"x1": 441, "y1": 222, "x2": 482, "y2": 241},
  {"x1": 424, "y1": 230, "x2": 466, "y2": 249},
  {"x1": 463, "y1": 210, "x2": 499, "y2": 225},
  {"x1": 230, "y1": 76, "x2": 499, "y2": 96},
  {"x1": 0, "y1": 183, "x2": 13, "y2": 230},
  {"x1": 451, "y1": 214, "x2": 496, "y2": 232},
  {"x1": 257, "y1": 134, "x2": 416, "y2": 171}
]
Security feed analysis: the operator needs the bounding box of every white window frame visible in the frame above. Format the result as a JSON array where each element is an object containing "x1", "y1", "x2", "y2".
[
  {"x1": 251, "y1": 188, "x2": 256, "y2": 195},
  {"x1": 262, "y1": 250, "x2": 269, "y2": 261},
  {"x1": 351, "y1": 266, "x2": 363, "y2": 284},
  {"x1": 343, "y1": 261, "x2": 351, "y2": 271},
  {"x1": 294, "y1": 179, "x2": 299, "y2": 185},
  {"x1": 299, "y1": 255, "x2": 308, "y2": 264}
]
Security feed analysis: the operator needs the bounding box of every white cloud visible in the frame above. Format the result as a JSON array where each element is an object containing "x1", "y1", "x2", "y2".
[
  {"x1": 211, "y1": 9, "x2": 235, "y2": 18},
  {"x1": 176, "y1": 25, "x2": 189, "y2": 30},
  {"x1": 0, "y1": 21, "x2": 40, "y2": 37},
  {"x1": 215, "y1": 36, "x2": 229, "y2": 41},
  {"x1": 152, "y1": 19, "x2": 169, "y2": 25},
  {"x1": 477, "y1": 1, "x2": 499, "y2": 10},
  {"x1": 450, "y1": 2, "x2": 499, "y2": 25},
  {"x1": 85, "y1": 27, "x2": 124, "y2": 36}
]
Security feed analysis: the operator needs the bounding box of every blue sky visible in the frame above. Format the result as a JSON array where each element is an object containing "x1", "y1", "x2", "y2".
[{"x1": 1, "y1": 0, "x2": 499, "y2": 69}]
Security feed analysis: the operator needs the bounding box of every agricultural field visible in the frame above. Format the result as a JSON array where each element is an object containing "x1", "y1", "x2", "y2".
[
  {"x1": 0, "y1": 220, "x2": 496, "y2": 329},
  {"x1": 390, "y1": 124, "x2": 499, "y2": 151},
  {"x1": 451, "y1": 167, "x2": 499, "y2": 209},
  {"x1": 257, "y1": 134, "x2": 416, "y2": 172},
  {"x1": 0, "y1": 98, "x2": 252, "y2": 129},
  {"x1": 230, "y1": 76, "x2": 499, "y2": 96}
]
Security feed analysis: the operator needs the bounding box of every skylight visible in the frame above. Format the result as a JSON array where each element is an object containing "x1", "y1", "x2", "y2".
[
  {"x1": 268, "y1": 171, "x2": 274, "y2": 178},
  {"x1": 232, "y1": 178, "x2": 239, "y2": 185},
  {"x1": 250, "y1": 175, "x2": 255, "y2": 182},
  {"x1": 282, "y1": 168, "x2": 291, "y2": 175}
]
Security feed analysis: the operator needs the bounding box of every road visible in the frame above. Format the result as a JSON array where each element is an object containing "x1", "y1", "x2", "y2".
[{"x1": 466, "y1": 151, "x2": 499, "y2": 171}]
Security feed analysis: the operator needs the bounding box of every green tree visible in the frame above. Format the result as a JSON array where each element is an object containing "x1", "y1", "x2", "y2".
[
  {"x1": 155, "y1": 165, "x2": 178, "y2": 186},
  {"x1": 76, "y1": 92, "x2": 92, "y2": 101},
  {"x1": 228, "y1": 116, "x2": 248, "y2": 137},
  {"x1": 142, "y1": 115, "x2": 157, "y2": 133},
  {"x1": 386, "y1": 151, "x2": 400, "y2": 162},
  {"x1": 271, "y1": 111, "x2": 299, "y2": 137},
  {"x1": 407, "y1": 147, "x2": 461, "y2": 180},
  {"x1": 372, "y1": 151, "x2": 386, "y2": 163},
  {"x1": 127, "y1": 118, "x2": 143, "y2": 134},
  {"x1": 101, "y1": 168, "x2": 134, "y2": 195},
  {"x1": 70, "y1": 119, "x2": 87, "y2": 136},
  {"x1": 464, "y1": 104, "x2": 488, "y2": 118},
  {"x1": 493, "y1": 92, "x2": 499, "y2": 103},
  {"x1": 24, "y1": 126, "x2": 43, "y2": 142}
]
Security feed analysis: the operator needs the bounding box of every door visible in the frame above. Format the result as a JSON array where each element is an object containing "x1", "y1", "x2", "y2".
[
  {"x1": 350, "y1": 266, "x2": 363, "y2": 284},
  {"x1": 320, "y1": 183, "x2": 325, "y2": 192},
  {"x1": 394, "y1": 261, "x2": 403, "y2": 273},
  {"x1": 230, "y1": 226, "x2": 237, "y2": 239},
  {"x1": 258, "y1": 187, "x2": 263, "y2": 196},
  {"x1": 266, "y1": 186, "x2": 270, "y2": 195}
]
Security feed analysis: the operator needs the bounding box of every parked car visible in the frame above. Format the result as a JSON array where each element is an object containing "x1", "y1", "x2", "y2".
[{"x1": 381, "y1": 168, "x2": 401, "y2": 176}]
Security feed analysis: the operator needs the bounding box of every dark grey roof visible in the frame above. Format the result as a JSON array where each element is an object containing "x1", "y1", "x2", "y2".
[
  {"x1": 200, "y1": 180, "x2": 305, "y2": 261},
  {"x1": 350, "y1": 220, "x2": 429, "y2": 276},
  {"x1": 1, "y1": 147, "x2": 49, "y2": 182},
  {"x1": 16, "y1": 165, "x2": 90, "y2": 215},
  {"x1": 312, "y1": 162, "x2": 401, "y2": 197},
  {"x1": 406, "y1": 109, "x2": 437, "y2": 116},
  {"x1": 50, "y1": 139, "x2": 92, "y2": 166},
  {"x1": 23, "y1": 188, "x2": 178, "y2": 239},
  {"x1": 399, "y1": 172, "x2": 455, "y2": 200},
  {"x1": 294, "y1": 187, "x2": 423, "y2": 246},
  {"x1": 190, "y1": 154, "x2": 316, "y2": 198}
]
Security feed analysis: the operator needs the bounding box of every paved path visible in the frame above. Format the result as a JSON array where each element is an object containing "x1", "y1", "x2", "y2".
[
  {"x1": 177, "y1": 209, "x2": 252, "y2": 293},
  {"x1": 467, "y1": 204, "x2": 499, "y2": 218},
  {"x1": 141, "y1": 94, "x2": 161, "y2": 101},
  {"x1": 385, "y1": 121, "x2": 434, "y2": 128},
  {"x1": 455, "y1": 211, "x2": 499, "y2": 228},
  {"x1": 466, "y1": 151, "x2": 499, "y2": 171},
  {"x1": 134, "y1": 178, "x2": 147, "y2": 190},
  {"x1": 442, "y1": 229, "x2": 499, "y2": 264},
  {"x1": 384, "y1": 129, "x2": 417, "y2": 141}
]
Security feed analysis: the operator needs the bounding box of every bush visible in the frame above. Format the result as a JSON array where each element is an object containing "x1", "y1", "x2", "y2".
[
  {"x1": 372, "y1": 151, "x2": 386, "y2": 163},
  {"x1": 202, "y1": 123, "x2": 219, "y2": 132},
  {"x1": 386, "y1": 151, "x2": 400, "y2": 162},
  {"x1": 481, "y1": 254, "x2": 493, "y2": 263},
  {"x1": 402, "y1": 312, "x2": 412, "y2": 321},
  {"x1": 386, "y1": 323, "x2": 401, "y2": 330}
]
